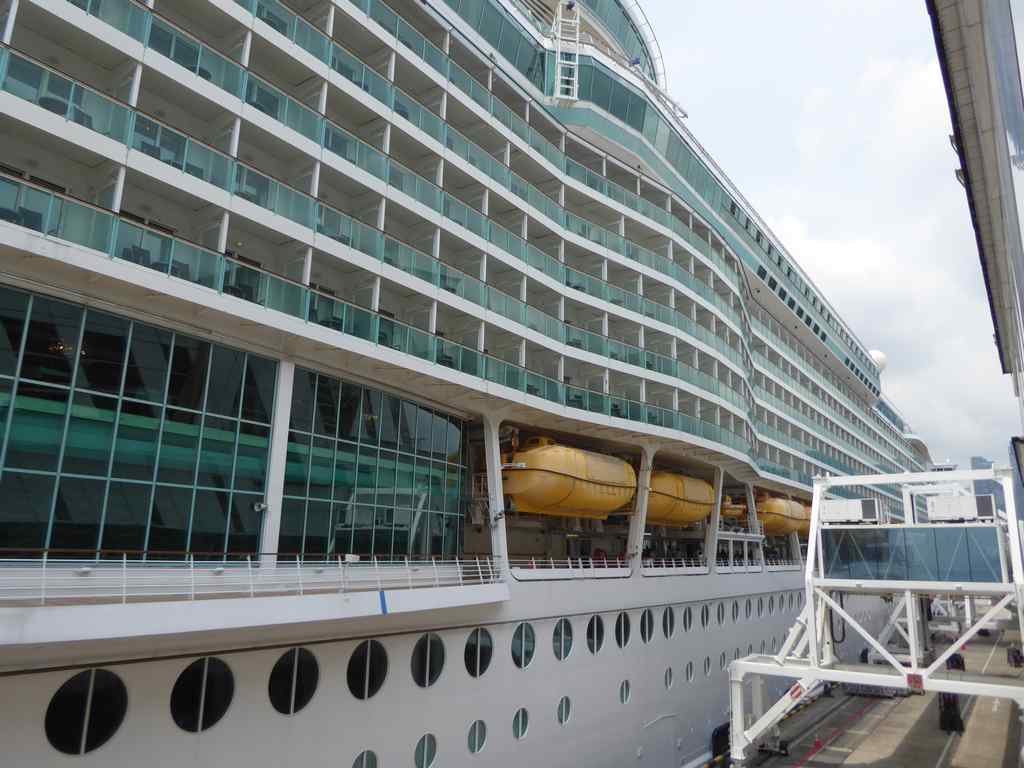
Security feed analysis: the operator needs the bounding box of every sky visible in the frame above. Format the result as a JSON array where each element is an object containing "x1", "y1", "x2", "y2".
[{"x1": 637, "y1": 0, "x2": 1018, "y2": 469}]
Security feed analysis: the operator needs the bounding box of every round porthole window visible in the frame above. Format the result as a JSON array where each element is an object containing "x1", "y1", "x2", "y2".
[
  {"x1": 352, "y1": 750, "x2": 378, "y2": 768},
  {"x1": 512, "y1": 707, "x2": 529, "y2": 740},
  {"x1": 716, "y1": 602, "x2": 726, "y2": 626},
  {"x1": 468, "y1": 720, "x2": 487, "y2": 754},
  {"x1": 685, "y1": 661, "x2": 694, "y2": 681},
  {"x1": 587, "y1": 615, "x2": 604, "y2": 654},
  {"x1": 720, "y1": 651, "x2": 727, "y2": 671},
  {"x1": 682, "y1": 606, "x2": 692, "y2": 632},
  {"x1": 348, "y1": 640, "x2": 388, "y2": 700},
  {"x1": 465, "y1": 627, "x2": 493, "y2": 678},
  {"x1": 732, "y1": 600, "x2": 740, "y2": 623},
  {"x1": 171, "y1": 657, "x2": 234, "y2": 733},
  {"x1": 557, "y1": 695, "x2": 571, "y2": 725},
  {"x1": 619, "y1": 679, "x2": 631, "y2": 703},
  {"x1": 552, "y1": 618, "x2": 573, "y2": 660},
  {"x1": 512, "y1": 623, "x2": 536, "y2": 669},
  {"x1": 640, "y1": 609, "x2": 654, "y2": 643},
  {"x1": 411, "y1": 633, "x2": 445, "y2": 688},
  {"x1": 664, "y1": 667, "x2": 674, "y2": 690},
  {"x1": 414, "y1": 733, "x2": 437, "y2": 768},
  {"x1": 700, "y1": 604, "x2": 710, "y2": 628},
  {"x1": 268, "y1": 647, "x2": 318, "y2": 715},
  {"x1": 703, "y1": 656, "x2": 711, "y2": 677},
  {"x1": 615, "y1": 612, "x2": 631, "y2": 648},
  {"x1": 45, "y1": 669, "x2": 127, "y2": 755},
  {"x1": 662, "y1": 607, "x2": 675, "y2": 638}
]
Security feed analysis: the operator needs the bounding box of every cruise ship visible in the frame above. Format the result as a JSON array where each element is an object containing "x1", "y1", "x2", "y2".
[{"x1": 0, "y1": 0, "x2": 932, "y2": 765}]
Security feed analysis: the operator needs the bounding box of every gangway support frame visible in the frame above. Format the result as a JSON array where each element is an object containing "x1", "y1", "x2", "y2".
[{"x1": 728, "y1": 466, "x2": 1024, "y2": 766}]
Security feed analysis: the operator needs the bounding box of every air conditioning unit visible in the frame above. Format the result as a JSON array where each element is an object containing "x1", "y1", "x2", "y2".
[
  {"x1": 820, "y1": 498, "x2": 879, "y2": 524},
  {"x1": 926, "y1": 494, "x2": 996, "y2": 522}
]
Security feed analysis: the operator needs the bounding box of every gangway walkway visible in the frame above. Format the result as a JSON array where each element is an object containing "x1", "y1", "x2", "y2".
[{"x1": 728, "y1": 467, "x2": 1024, "y2": 766}]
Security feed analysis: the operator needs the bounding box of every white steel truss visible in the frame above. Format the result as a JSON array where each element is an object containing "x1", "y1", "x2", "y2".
[{"x1": 728, "y1": 466, "x2": 1024, "y2": 765}]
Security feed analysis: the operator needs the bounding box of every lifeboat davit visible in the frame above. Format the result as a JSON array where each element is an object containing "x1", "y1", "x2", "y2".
[
  {"x1": 502, "y1": 437, "x2": 637, "y2": 519},
  {"x1": 758, "y1": 497, "x2": 809, "y2": 536},
  {"x1": 647, "y1": 472, "x2": 715, "y2": 526}
]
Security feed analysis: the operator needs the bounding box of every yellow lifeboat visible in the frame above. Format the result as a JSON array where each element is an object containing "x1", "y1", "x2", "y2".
[
  {"x1": 757, "y1": 497, "x2": 808, "y2": 536},
  {"x1": 647, "y1": 472, "x2": 715, "y2": 526},
  {"x1": 502, "y1": 437, "x2": 637, "y2": 519},
  {"x1": 721, "y1": 495, "x2": 748, "y2": 520},
  {"x1": 795, "y1": 504, "x2": 812, "y2": 537}
]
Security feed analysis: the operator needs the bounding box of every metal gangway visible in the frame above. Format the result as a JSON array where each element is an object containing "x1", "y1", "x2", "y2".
[{"x1": 728, "y1": 467, "x2": 1024, "y2": 765}]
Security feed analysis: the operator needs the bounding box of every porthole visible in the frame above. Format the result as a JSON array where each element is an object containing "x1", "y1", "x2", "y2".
[
  {"x1": 662, "y1": 606, "x2": 675, "y2": 638},
  {"x1": 348, "y1": 640, "x2": 388, "y2": 700},
  {"x1": 700, "y1": 604, "x2": 710, "y2": 628},
  {"x1": 788, "y1": 592, "x2": 796, "y2": 611},
  {"x1": 465, "y1": 627, "x2": 493, "y2": 678},
  {"x1": 619, "y1": 679, "x2": 631, "y2": 703},
  {"x1": 745, "y1": 598, "x2": 752, "y2": 619},
  {"x1": 664, "y1": 667, "x2": 674, "y2": 690},
  {"x1": 587, "y1": 615, "x2": 604, "y2": 654},
  {"x1": 734, "y1": 648, "x2": 741, "y2": 660},
  {"x1": 720, "y1": 651, "x2": 727, "y2": 671},
  {"x1": 771, "y1": 637, "x2": 778, "y2": 652},
  {"x1": 615, "y1": 612, "x2": 631, "y2": 647},
  {"x1": 758, "y1": 596, "x2": 764, "y2": 617},
  {"x1": 268, "y1": 647, "x2": 319, "y2": 715},
  {"x1": 353, "y1": 750, "x2": 379, "y2": 768},
  {"x1": 45, "y1": 669, "x2": 127, "y2": 755},
  {"x1": 414, "y1": 733, "x2": 437, "y2": 768},
  {"x1": 467, "y1": 719, "x2": 487, "y2": 754},
  {"x1": 512, "y1": 707, "x2": 529, "y2": 740},
  {"x1": 685, "y1": 661, "x2": 694, "y2": 681},
  {"x1": 411, "y1": 633, "x2": 445, "y2": 688},
  {"x1": 748, "y1": 643, "x2": 754, "y2": 655},
  {"x1": 171, "y1": 657, "x2": 234, "y2": 733},
  {"x1": 797, "y1": 593, "x2": 804, "y2": 610},
  {"x1": 703, "y1": 656, "x2": 711, "y2": 677},
  {"x1": 732, "y1": 600, "x2": 740, "y2": 623},
  {"x1": 760, "y1": 639, "x2": 766, "y2": 654},
  {"x1": 769, "y1": 596, "x2": 776, "y2": 615},
  {"x1": 552, "y1": 618, "x2": 573, "y2": 660},
  {"x1": 512, "y1": 622, "x2": 536, "y2": 669},
  {"x1": 557, "y1": 695, "x2": 572, "y2": 725},
  {"x1": 640, "y1": 609, "x2": 654, "y2": 643},
  {"x1": 682, "y1": 606, "x2": 693, "y2": 632},
  {"x1": 716, "y1": 602, "x2": 725, "y2": 626}
]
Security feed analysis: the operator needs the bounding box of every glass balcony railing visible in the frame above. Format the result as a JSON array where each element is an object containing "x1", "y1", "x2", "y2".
[
  {"x1": 130, "y1": 114, "x2": 232, "y2": 190},
  {"x1": 233, "y1": 164, "x2": 315, "y2": 229},
  {"x1": 244, "y1": 73, "x2": 322, "y2": 143},
  {"x1": 67, "y1": 0, "x2": 149, "y2": 43},
  {"x1": 234, "y1": 0, "x2": 331, "y2": 64},
  {"x1": 1, "y1": 53, "x2": 131, "y2": 142},
  {"x1": 146, "y1": 17, "x2": 243, "y2": 98},
  {"x1": 1, "y1": 173, "x2": 762, "y2": 461}
]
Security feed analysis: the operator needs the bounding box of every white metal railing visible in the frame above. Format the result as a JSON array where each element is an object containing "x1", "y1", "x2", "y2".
[
  {"x1": 0, "y1": 555, "x2": 504, "y2": 606},
  {"x1": 508, "y1": 557, "x2": 630, "y2": 580}
]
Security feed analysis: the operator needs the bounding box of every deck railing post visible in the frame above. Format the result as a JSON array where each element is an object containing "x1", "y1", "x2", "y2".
[
  {"x1": 406, "y1": 556, "x2": 412, "y2": 589},
  {"x1": 297, "y1": 555, "x2": 303, "y2": 596},
  {"x1": 122, "y1": 553, "x2": 127, "y2": 604},
  {"x1": 374, "y1": 557, "x2": 382, "y2": 590},
  {"x1": 432, "y1": 556, "x2": 439, "y2": 587},
  {"x1": 475, "y1": 556, "x2": 481, "y2": 584},
  {"x1": 247, "y1": 556, "x2": 254, "y2": 597},
  {"x1": 456, "y1": 556, "x2": 463, "y2": 586},
  {"x1": 189, "y1": 555, "x2": 195, "y2": 601},
  {"x1": 338, "y1": 555, "x2": 344, "y2": 593},
  {"x1": 40, "y1": 551, "x2": 47, "y2": 606}
]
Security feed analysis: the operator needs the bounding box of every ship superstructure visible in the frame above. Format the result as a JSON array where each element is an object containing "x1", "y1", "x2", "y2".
[{"x1": 0, "y1": 0, "x2": 929, "y2": 766}]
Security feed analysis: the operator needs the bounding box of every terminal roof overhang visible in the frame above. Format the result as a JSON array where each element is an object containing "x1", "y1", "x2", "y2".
[{"x1": 929, "y1": 0, "x2": 1017, "y2": 375}]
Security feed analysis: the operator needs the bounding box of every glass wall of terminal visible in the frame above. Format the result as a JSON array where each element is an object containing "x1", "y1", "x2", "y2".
[
  {"x1": 279, "y1": 368, "x2": 467, "y2": 560},
  {"x1": 0, "y1": 285, "x2": 276, "y2": 558}
]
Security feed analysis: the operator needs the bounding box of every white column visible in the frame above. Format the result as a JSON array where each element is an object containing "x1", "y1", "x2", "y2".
[
  {"x1": 704, "y1": 466, "x2": 725, "y2": 572},
  {"x1": 482, "y1": 413, "x2": 510, "y2": 573},
  {"x1": 260, "y1": 361, "x2": 295, "y2": 567},
  {"x1": 2, "y1": 0, "x2": 19, "y2": 44},
  {"x1": 626, "y1": 443, "x2": 658, "y2": 574}
]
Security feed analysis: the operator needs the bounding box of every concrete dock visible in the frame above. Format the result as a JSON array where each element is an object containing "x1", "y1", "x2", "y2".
[{"x1": 753, "y1": 632, "x2": 1023, "y2": 767}]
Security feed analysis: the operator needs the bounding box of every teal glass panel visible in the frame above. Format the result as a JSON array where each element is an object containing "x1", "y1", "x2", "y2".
[
  {"x1": 206, "y1": 346, "x2": 245, "y2": 418},
  {"x1": 234, "y1": 422, "x2": 269, "y2": 493},
  {"x1": 278, "y1": 498, "x2": 306, "y2": 556},
  {"x1": 196, "y1": 416, "x2": 237, "y2": 488},
  {"x1": 240, "y1": 355, "x2": 276, "y2": 424},
  {"x1": 111, "y1": 400, "x2": 161, "y2": 480},
  {"x1": 289, "y1": 369, "x2": 316, "y2": 432},
  {"x1": 123, "y1": 324, "x2": 172, "y2": 402},
  {"x1": 0, "y1": 471, "x2": 54, "y2": 550},
  {"x1": 333, "y1": 441, "x2": 357, "y2": 501},
  {"x1": 100, "y1": 481, "x2": 152, "y2": 554},
  {"x1": 303, "y1": 500, "x2": 332, "y2": 556},
  {"x1": 147, "y1": 484, "x2": 191, "y2": 556},
  {"x1": 19, "y1": 296, "x2": 81, "y2": 386},
  {"x1": 62, "y1": 392, "x2": 117, "y2": 476},
  {"x1": 189, "y1": 489, "x2": 229, "y2": 555},
  {"x1": 308, "y1": 436, "x2": 334, "y2": 499},
  {"x1": 71, "y1": 0, "x2": 149, "y2": 42},
  {"x1": 227, "y1": 492, "x2": 262, "y2": 554},
  {"x1": 49, "y1": 476, "x2": 105, "y2": 552},
  {"x1": 6, "y1": 382, "x2": 68, "y2": 471},
  {"x1": 356, "y1": 445, "x2": 378, "y2": 503},
  {"x1": 0, "y1": 286, "x2": 27, "y2": 377},
  {"x1": 284, "y1": 431, "x2": 311, "y2": 497},
  {"x1": 166, "y1": 335, "x2": 209, "y2": 411},
  {"x1": 77, "y1": 310, "x2": 128, "y2": 395},
  {"x1": 157, "y1": 408, "x2": 201, "y2": 484}
]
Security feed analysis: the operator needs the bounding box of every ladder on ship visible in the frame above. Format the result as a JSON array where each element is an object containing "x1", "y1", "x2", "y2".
[
  {"x1": 727, "y1": 466, "x2": 1024, "y2": 766},
  {"x1": 553, "y1": 1, "x2": 581, "y2": 100}
]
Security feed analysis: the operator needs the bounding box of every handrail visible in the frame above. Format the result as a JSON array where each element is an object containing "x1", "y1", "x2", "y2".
[{"x1": 0, "y1": 554, "x2": 505, "y2": 606}]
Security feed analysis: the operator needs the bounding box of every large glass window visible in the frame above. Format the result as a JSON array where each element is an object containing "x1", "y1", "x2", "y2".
[
  {"x1": 281, "y1": 367, "x2": 466, "y2": 561},
  {"x1": 45, "y1": 669, "x2": 127, "y2": 755},
  {"x1": 0, "y1": 286, "x2": 277, "y2": 558}
]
